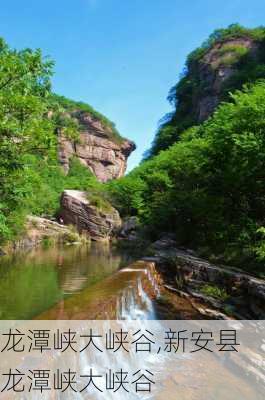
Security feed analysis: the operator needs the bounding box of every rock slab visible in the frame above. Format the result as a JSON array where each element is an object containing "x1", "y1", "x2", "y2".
[
  {"x1": 153, "y1": 237, "x2": 265, "y2": 319},
  {"x1": 60, "y1": 190, "x2": 121, "y2": 241},
  {"x1": 5, "y1": 216, "x2": 74, "y2": 252}
]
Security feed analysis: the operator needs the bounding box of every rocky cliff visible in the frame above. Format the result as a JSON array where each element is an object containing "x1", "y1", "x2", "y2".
[
  {"x1": 191, "y1": 37, "x2": 259, "y2": 122},
  {"x1": 150, "y1": 25, "x2": 265, "y2": 156},
  {"x1": 58, "y1": 110, "x2": 135, "y2": 182},
  {"x1": 60, "y1": 190, "x2": 122, "y2": 241}
]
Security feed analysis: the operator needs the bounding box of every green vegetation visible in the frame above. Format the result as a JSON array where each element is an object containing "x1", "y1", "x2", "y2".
[
  {"x1": 187, "y1": 24, "x2": 265, "y2": 64},
  {"x1": 1, "y1": 25, "x2": 265, "y2": 280},
  {"x1": 0, "y1": 38, "x2": 109, "y2": 244},
  {"x1": 218, "y1": 43, "x2": 249, "y2": 57},
  {"x1": 201, "y1": 284, "x2": 229, "y2": 301},
  {"x1": 109, "y1": 81, "x2": 265, "y2": 273},
  {"x1": 51, "y1": 94, "x2": 124, "y2": 144},
  {"x1": 212, "y1": 44, "x2": 249, "y2": 69},
  {"x1": 40, "y1": 224, "x2": 87, "y2": 248},
  {"x1": 0, "y1": 150, "x2": 107, "y2": 242},
  {"x1": 87, "y1": 192, "x2": 114, "y2": 213},
  {"x1": 149, "y1": 24, "x2": 265, "y2": 157},
  {"x1": 61, "y1": 225, "x2": 87, "y2": 245}
]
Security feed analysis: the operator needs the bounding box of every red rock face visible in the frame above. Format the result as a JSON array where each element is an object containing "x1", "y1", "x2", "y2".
[{"x1": 58, "y1": 111, "x2": 135, "y2": 182}]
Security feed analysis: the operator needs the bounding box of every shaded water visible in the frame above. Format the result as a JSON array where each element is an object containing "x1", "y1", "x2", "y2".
[
  {"x1": 0, "y1": 243, "x2": 133, "y2": 319},
  {"x1": 0, "y1": 243, "x2": 202, "y2": 320}
]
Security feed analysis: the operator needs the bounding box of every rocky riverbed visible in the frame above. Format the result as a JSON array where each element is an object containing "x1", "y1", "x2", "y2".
[{"x1": 145, "y1": 236, "x2": 265, "y2": 319}]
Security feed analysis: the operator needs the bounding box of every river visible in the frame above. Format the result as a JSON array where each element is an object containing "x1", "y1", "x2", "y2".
[
  {"x1": 0, "y1": 242, "x2": 203, "y2": 320},
  {"x1": 0, "y1": 243, "x2": 264, "y2": 399}
]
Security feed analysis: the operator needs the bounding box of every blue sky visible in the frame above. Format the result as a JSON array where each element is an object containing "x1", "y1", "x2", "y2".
[{"x1": 1, "y1": 0, "x2": 265, "y2": 170}]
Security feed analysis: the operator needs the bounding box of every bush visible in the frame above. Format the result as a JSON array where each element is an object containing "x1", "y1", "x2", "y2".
[
  {"x1": 0, "y1": 37, "x2": 122, "y2": 244},
  {"x1": 201, "y1": 284, "x2": 229, "y2": 301},
  {"x1": 110, "y1": 82, "x2": 265, "y2": 270}
]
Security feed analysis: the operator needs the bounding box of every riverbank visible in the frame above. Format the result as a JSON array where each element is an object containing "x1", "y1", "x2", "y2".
[
  {"x1": 1, "y1": 228, "x2": 264, "y2": 320},
  {"x1": 141, "y1": 236, "x2": 265, "y2": 319},
  {"x1": 37, "y1": 258, "x2": 216, "y2": 320},
  {"x1": 0, "y1": 215, "x2": 88, "y2": 255}
]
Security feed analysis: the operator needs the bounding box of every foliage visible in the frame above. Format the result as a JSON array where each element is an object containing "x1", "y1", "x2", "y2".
[
  {"x1": 87, "y1": 192, "x2": 114, "y2": 213},
  {"x1": 50, "y1": 94, "x2": 124, "y2": 144},
  {"x1": 61, "y1": 225, "x2": 84, "y2": 245},
  {"x1": 149, "y1": 24, "x2": 265, "y2": 157},
  {"x1": 0, "y1": 151, "x2": 102, "y2": 243},
  {"x1": 2, "y1": 28, "x2": 265, "y2": 281},
  {"x1": 253, "y1": 227, "x2": 265, "y2": 261},
  {"x1": 218, "y1": 43, "x2": 249, "y2": 57},
  {"x1": 187, "y1": 24, "x2": 265, "y2": 65},
  {"x1": 0, "y1": 38, "x2": 111, "y2": 244},
  {"x1": 107, "y1": 174, "x2": 147, "y2": 217},
  {"x1": 211, "y1": 44, "x2": 249, "y2": 69},
  {"x1": 201, "y1": 284, "x2": 229, "y2": 301},
  {"x1": 0, "y1": 38, "x2": 55, "y2": 242},
  {"x1": 110, "y1": 82, "x2": 265, "y2": 270}
]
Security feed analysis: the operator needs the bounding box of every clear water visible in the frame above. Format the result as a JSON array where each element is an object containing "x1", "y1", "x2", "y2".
[
  {"x1": 0, "y1": 243, "x2": 206, "y2": 320},
  {"x1": 0, "y1": 244, "x2": 263, "y2": 399},
  {"x1": 0, "y1": 243, "x2": 133, "y2": 319}
]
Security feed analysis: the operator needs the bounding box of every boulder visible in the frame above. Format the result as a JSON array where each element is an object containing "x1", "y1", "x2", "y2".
[
  {"x1": 60, "y1": 190, "x2": 121, "y2": 241},
  {"x1": 120, "y1": 216, "x2": 138, "y2": 240},
  {"x1": 153, "y1": 236, "x2": 177, "y2": 250}
]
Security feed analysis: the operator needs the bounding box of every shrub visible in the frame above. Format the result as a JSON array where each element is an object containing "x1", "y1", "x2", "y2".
[
  {"x1": 201, "y1": 284, "x2": 229, "y2": 301},
  {"x1": 110, "y1": 82, "x2": 265, "y2": 270}
]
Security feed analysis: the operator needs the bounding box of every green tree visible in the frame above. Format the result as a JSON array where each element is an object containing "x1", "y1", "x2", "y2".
[
  {"x1": 0, "y1": 39, "x2": 54, "y2": 241},
  {"x1": 111, "y1": 81, "x2": 265, "y2": 271}
]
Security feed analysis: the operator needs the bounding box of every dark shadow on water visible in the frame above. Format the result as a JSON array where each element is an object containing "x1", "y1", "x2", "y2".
[{"x1": 0, "y1": 243, "x2": 134, "y2": 319}]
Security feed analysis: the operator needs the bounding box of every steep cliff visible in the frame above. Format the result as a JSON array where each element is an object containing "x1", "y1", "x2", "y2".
[
  {"x1": 193, "y1": 36, "x2": 259, "y2": 122},
  {"x1": 150, "y1": 25, "x2": 265, "y2": 156},
  {"x1": 58, "y1": 110, "x2": 135, "y2": 182},
  {"x1": 54, "y1": 97, "x2": 135, "y2": 182},
  {"x1": 54, "y1": 99, "x2": 135, "y2": 240}
]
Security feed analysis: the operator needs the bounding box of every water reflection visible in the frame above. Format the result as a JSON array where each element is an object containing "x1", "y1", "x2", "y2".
[
  {"x1": 0, "y1": 243, "x2": 132, "y2": 319},
  {"x1": 35, "y1": 261, "x2": 151, "y2": 319},
  {"x1": 0, "y1": 245, "x2": 204, "y2": 321},
  {"x1": 38, "y1": 260, "x2": 172, "y2": 320}
]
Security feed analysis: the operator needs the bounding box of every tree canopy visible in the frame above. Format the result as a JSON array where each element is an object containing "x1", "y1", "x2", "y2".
[{"x1": 109, "y1": 81, "x2": 265, "y2": 274}]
